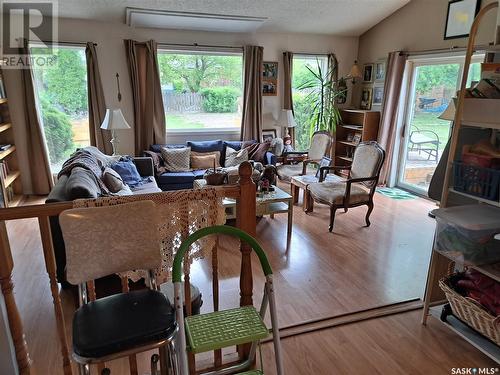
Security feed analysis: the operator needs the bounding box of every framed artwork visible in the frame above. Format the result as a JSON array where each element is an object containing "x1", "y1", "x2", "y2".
[
  {"x1": 262, "y1": 61, "x2": 278, "y2": 96},
  {"x1": 362, "y1": 63, "x2": 374, "y2": 83},
  {"x1": 444, "y1": 0, "x2": 481, "y2": 40},
  {"x1": 360, "y1": 86, "x2": 373, "y2": 110},
  {"x1": 262, "y1": 128, "x2": 277, "y2": 142},
  {"x1": 372, "y1": 84, "x2": 384, "y2": 107},
  {"x1": 375, "y1": 60, "x2": 386, "y2": 82}
]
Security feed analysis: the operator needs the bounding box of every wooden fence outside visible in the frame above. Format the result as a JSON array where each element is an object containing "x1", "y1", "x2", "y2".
[{"x1": 162, "y1": 92, "x2": 203, "y2": 112}]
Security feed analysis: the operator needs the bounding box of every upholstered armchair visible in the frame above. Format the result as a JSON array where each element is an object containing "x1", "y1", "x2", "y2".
[
  {"x1": 276, "y1": 130, "x2": 333, "y2": 182},
  {"x1": 306, "y1": 141, "x2": 385, "y2": 232}
]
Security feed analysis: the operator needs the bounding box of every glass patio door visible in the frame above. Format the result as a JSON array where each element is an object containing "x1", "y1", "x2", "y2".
[{"x1": 397, "y1": 55, "x2": 482, "y2": 195}]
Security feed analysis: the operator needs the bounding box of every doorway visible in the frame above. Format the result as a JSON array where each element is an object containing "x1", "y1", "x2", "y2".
[{"x1": 397, "y1": 54, "x2": 482, "y2": 195}]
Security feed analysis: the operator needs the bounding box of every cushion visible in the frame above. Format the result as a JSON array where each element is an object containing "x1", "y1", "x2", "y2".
[
  {"x1": 143, "y1": 150, "x2": 166, "y2": 175},
  {"x1": 157, "y1": 171, "x2": 198, "y2": 185},
  {"x1": 150, "y1": 144, "x2": 185, "y2": 153},
  {"x1": 187, "y1": 140, "x2": 224, "y2": 153},
  {"x1": 276, "y1": 164, "x2": 317, "y2": 182},
  {"x1": 161, "y1": 146, "x2": 191, "y2": 172},
  {"x1": 269, "y1": 138, "x2": 284, "y2": 157},
  {"x1": 65, "y1": 167, "x2": 100, "y2": 200},
  {"x1": 308, "y1": 182, "x2": 370, "y2": 206},
  {"x1": 111, "y1": 158, "x2": 143, "y2": 186},
  {"x1": 225, "y1": 146, "x2": 249, "y2": 167},
  {"x1": 244, "y1": 142, "x2": 270, "y2": 164},
  {"x1": 72, "y1": 290, "x2": 176, "y2": 358},
  {"x1": 130, "y1": 179, "x2": 162, "y2": 194},
  {"x1": 191, "y1": 151, "x2": 221, "y2": 170},
  {"x1": 102, "y1": 167, "x2": 125, "y2": 193}
]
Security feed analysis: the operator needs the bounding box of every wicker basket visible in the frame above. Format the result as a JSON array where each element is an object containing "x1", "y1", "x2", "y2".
[
  {"x1": 204, "y1": 169, "x2": 228, "y2": 186},
  {"x1": 439, "y1": 274, "x2": 500, "y2": 345}
]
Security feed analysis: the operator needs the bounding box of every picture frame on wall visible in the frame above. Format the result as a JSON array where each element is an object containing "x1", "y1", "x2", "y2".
[
  {"x1": 444, "y1": 0, "x2": 481, "y2": 40},
  {"x1": 362, "y1": 63, "x2": 374, "y2": 83},
  {"x1": 372, "y1": 84, "x2": 384, "y2": 107},
  {"x1": 375, "y1": 60, "x2": 386, "y2": 82},
  {"x1": 262, "y1": 128, "x2": 277, "y2": 142},
  {"x1": 262, "y1": 61, "x2": 278, "y2": 96},
  {"x1": 360, "y1": 86, "x2": 373, "y2": 110}
]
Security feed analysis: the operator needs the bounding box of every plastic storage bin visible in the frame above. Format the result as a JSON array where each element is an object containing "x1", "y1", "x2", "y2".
[
  {"x1": 453, "y1": 162, "x2": 500, "y2": 201},
  {"x1": 433, "y1": 205, "x2": 500, "y2": 265}
]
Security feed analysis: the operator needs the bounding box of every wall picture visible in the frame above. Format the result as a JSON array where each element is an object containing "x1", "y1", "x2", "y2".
[
  {"x1": 262, "y1": 129, "x2": 277, "y2": 142},
  {"x1": 375, "y1": 60, "x2": 386, "y2": 82},
  {"x1": 372, "y1": 84, "x2": 384, "y2": 107},
  {"x1": 262, "y1": 61, "x2": 278, "y2": 96},
  {"x1": 362, "y1": 63, "x2": 374, "y2": 83},
  {"x1": 360, "y1": 86, "x2": 373, "y2": 110},
  {"x1": 444, "y1": 0, "x2": 481, "y2": 40}
]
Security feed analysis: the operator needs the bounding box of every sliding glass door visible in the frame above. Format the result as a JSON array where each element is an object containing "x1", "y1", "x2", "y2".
[{"x1": 397, "y1": 55, "x2": 482, "y2": 195}]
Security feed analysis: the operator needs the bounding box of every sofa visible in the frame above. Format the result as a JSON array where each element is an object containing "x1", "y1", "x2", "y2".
[
  {"x1": 149, "y1": 139, "x2": 277, "y2": 191},
  {"x1": 46, "y1": 153, "x2": 160, "y2": 285}
]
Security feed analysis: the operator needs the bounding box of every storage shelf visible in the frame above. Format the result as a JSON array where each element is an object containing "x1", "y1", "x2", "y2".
[
  {"x1": 4, "y1": 170, "x2": 20, "y2": 188},
  {"x1": 449, "y1": 188, "x2": 500, "y2": 207},
  {"x1": 0, "y1": 98, "x2": 7, "y2": 105},
  {"x1": 434, "y1": 249, "x2": 500, "y2": 283},
  {"x1": 338, "y1": 141, "x2": 357, "y2": 147},
  {"x1": 336, "y1": 156, "x2": 353, "y2": 162},
  {"x1": 430, "y1": 305, "x2": 500, "y2": 363},
  {"x1": 0, "y1": 123, "x2": 12, "y2": 133},
  {"x1": 0, "y1": 146, "x2": 15, "y2": 160},
  {"x1": 8, "y1": 194, "x2": 23, "y2": 207},
  {"x1": 340, "y1": 124, "x2": 363, "y2": 131}
]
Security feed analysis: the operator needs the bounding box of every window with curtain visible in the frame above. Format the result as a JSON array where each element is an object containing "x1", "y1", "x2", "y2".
[
  {"x1": 292, "y1": 54, "x2": 329, "y2": 151},
  {"x1": 157, "y1": 48, "x2": 243, "y2": 133},
  {"x1": 30, "y1": 44, "x2": 90, "y2": 173}
]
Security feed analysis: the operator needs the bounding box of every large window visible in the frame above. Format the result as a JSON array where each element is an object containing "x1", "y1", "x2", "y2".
[
  {"x1": 157, "y1": 49, "x2": 243, "y2": 132},
  {"x1": 292, "y1": 54, "x2": 329, "y2": 151},
  {"x1": 31, "y1": 45, "x2": 90, "y2": 173}
]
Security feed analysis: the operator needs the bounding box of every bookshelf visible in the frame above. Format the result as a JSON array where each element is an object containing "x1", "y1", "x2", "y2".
[
  {"x1": 335, "y1": 109, "x2": 380, "y2": 172},
  {"x1": 0, "y1": 68, "x2": 23, "y2": 207}
]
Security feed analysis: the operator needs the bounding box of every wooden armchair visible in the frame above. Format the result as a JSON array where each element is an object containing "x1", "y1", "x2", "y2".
[
  {"x1": 276, "y1": 130, "x2": 333, "y2": 182},
  {"x1": 306, "y1": 141, "x2": 385, "y2": 232}
]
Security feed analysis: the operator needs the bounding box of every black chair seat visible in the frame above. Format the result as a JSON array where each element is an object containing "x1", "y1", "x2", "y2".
[{"x1": 73, "y1": 289, "x2": 176, "y2": 358}]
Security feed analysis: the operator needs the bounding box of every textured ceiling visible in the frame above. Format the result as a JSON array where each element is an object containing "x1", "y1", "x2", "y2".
[{"x1": 53, "y1": 0, "x2": 410, "y2": 36}]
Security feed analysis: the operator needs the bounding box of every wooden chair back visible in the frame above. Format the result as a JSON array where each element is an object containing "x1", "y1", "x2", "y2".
[{"x1": 350, "y1": 141, "x2": 385, "y2": 188}]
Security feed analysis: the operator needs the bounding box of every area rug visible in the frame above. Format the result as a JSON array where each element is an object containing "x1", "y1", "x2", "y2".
[{"x1": 376, "y1": 187, "x2": 417, "y2": 200}]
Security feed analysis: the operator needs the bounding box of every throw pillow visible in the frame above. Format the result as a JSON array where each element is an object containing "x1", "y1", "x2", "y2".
[
  {"x1": 102, "y1": 167, "x2": 125, "y2": 193},
  {"x1": 225, "y1": 146, "x2": 249, "y2": 167},
  {"x1": 110, "y1": 157, "x2": 143, "y2": 186},
  {"x1": 143, "y1": 150, "x2": 166, "y2": 175},
  {"x1": 66, "y1": 167, "x2": 100, "y2": 200},
  {"x1": 269, "y1": 137, "x2": 284, "y2": 157},
  {"x1": 191, "y1": 151, "x2": 221, "y2": 170},
  {"x1": 161, "y1": 146, "x2": 191, "y2": 172},
  {"x1": 244, "y1": 142, "x2": 270, "y2": 164}
]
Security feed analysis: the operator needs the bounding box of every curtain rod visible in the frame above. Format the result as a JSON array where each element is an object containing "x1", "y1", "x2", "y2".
[
  {"x1": 26, "y1": 39, "x2": 96, "y2": 46},
  {"x1": 158, "y1": 42, "x2": 243, "y2": 50},
  {"x1": 403, "y1": 43, "x2": 497, "y2": 56},
  {"x1": 293, "y1": 52, "x2": 330, "y2": 57}
]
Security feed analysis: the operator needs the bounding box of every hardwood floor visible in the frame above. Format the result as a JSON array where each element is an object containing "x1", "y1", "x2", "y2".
[{"x1": 6, "y1": 191, "x2": 487, "y2": 374}]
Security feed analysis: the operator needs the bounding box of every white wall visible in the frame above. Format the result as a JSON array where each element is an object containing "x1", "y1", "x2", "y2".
[{"x1": 4, "y1": 16, "x2": 359, "y2": 194}]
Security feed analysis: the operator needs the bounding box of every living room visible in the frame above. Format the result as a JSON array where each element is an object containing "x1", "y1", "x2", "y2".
[{"x1": 0, "y1": 0, "x2": 499, "y2": 374}]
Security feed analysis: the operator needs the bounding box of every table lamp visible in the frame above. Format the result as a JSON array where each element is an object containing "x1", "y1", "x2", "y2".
[
  {"x1": 100, "y1": 109, "x2": 131, "y2": 155},
  {"x1": 278, "y1": 109, "x2": 296, "y2": 151}
]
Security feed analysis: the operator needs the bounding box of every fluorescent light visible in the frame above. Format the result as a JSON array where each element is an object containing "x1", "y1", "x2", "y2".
[{"x1": 126, "y1": 8, "x2": 267, "y2": 33}]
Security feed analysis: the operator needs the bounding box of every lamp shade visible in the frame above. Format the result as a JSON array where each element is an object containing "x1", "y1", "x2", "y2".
[
  {"x1": 100, "y1": 109, "x2": 131, "y2": 130},
  {"x1": 438, "y1": 99, "x2": 456, "y2": 121},
  {"x1": 349, "y1": 61, "x2": 362, "y2": 80},
  {"x1": 278, "y1": 109, "x2": 297, "y2": 128}
]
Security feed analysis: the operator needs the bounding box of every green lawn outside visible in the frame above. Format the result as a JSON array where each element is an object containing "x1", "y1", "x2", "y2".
[
  {"x1": 166, "y1": 114, "x2": 204, "y2": 129},
  {"x1": 410, "y1": 112, "x2": 451, "y2": 150}
]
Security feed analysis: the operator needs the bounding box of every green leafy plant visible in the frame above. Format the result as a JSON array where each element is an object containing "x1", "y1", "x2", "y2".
[
  {"x1": 297, "y1": 59, "x2": 341, "y2": 139},
  {"x1": 201, "y1": 87, "x2": 239, "y2": 113}
]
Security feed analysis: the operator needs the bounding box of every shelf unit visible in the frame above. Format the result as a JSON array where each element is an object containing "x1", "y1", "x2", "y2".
[
  {"x1": 335, "y1": 109, "x2": 380, "y2": 171},
  {"x1": 0, "y1": 68, "x2": 23, "y2": 208},
  {"x1": 422, "y1": 1, "x2": 500, "y2": 362}
]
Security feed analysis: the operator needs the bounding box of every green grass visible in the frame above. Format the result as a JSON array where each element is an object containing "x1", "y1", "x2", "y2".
[
  {"x1": 166, "y1": 114, "x2": 204, "y2": 129},
  {"x1": 410, "y1": 112, "x2": 451, "y2": 150}
]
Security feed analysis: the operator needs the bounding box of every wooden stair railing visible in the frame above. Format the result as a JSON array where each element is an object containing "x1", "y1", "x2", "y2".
[{"x1": 0, "y1": 162, "x2": 256, "y2": 374}]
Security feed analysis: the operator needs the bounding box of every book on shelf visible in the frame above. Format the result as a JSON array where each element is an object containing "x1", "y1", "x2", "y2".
[{"x1": 0, "y1": 144, "x2": 12, "y2": 151}]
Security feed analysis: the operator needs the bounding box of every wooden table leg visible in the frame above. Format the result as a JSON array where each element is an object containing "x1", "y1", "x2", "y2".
[
  {"x1": 291, "y1": 183, "x2": 299, "y2": 205},
  {"x1": 286, "y1": 199, "x2": 293, "y2": 252}
]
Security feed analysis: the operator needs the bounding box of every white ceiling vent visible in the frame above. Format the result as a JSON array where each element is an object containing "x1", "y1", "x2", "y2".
[{"x1": 126, "y1": 8, "x2": 267, "y2": 33}]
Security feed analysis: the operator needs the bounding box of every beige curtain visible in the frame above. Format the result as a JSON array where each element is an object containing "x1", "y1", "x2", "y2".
[
  {"x1": 124, "y1": 39, "x2": 166, "y2": 155},
  {"x1": 378, "y1": 51, "x2": 407, "y2": 185},
  {"x1": 20, "y1": 39, "x2": 54, "y2": 194},
  {"x1": 241, "y1": 45, "x2": 263, "y2": 141},
  {"x1": 86, "y1": 42, "x2": 112, "y2": 155},
  {"x1": 283, "y1": 51, "x2": 294, "y2": 113}
]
